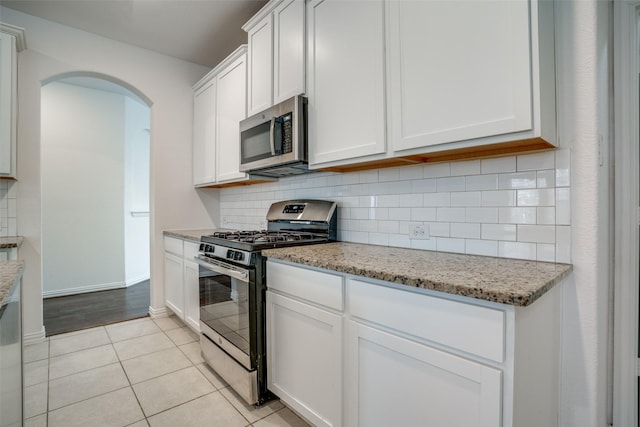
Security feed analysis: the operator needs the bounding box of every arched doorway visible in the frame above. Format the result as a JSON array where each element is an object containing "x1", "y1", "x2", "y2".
[{"x1": 40, "y1": 73, "x2": 152, "y2": 335}]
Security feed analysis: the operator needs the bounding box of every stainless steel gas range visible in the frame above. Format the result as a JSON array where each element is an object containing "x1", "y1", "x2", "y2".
[{"x1": 195, "y1": 200, "x2": 337, "y2": 405}]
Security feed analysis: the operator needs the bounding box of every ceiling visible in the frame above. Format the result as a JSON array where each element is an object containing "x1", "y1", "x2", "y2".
[{"x1": 1, "y1": 0, "x2": 268, "y2": 67}]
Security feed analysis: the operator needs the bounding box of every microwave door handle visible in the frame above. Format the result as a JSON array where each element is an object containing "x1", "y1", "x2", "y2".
[{"x1": 269, "y1": 116, "x2": 276, "y2": 155}]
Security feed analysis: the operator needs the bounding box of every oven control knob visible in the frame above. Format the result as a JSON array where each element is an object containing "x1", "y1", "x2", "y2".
[
  {"x1": 235, "y1": 252, "x2": 244, "y2": 261},
  {"x1": 205, "y1": 245, "x2": 213, "y2": 253},
  {"x1": 227, "y1": 249, "x2": 235, "y2": 259}
]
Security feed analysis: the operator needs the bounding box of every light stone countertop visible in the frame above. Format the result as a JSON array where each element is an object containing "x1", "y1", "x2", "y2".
[
  {"x1": 262, "y1": 242, "x2": 572, "y2": 307},
  {"x1": 0, "y1": 261, "x2": 24, "y2": 313},
  {"x1": 163, "y1": 229, "x2": 217, "y2": 242},
  {"x1": 0, "y1": 236, "x2": 23, "y2": 249}
]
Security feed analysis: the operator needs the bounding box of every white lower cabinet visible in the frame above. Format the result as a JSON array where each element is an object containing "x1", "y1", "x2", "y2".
[
  {"x1": 266, "y1": 291, "x2": 342, "y2": 427},
  {"x1": 163, "y1": 236, "x2": 200, "y2": 332},
  {"x1": 346, "y1": 321, "x2": 501, "y2": 427},
  {"x1": 266, "y1": 259, "x2": 562, "y2": 427}
]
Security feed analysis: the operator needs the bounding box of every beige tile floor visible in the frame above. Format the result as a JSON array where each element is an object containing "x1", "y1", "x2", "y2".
[{"x1": 23, "y1": 316, "x2": 311, "y2": 427}]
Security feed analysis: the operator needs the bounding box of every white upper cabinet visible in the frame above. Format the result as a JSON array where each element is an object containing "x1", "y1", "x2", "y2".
[
  {"x1": 307, "y1": 0, "x2": 556, "y2": 170},
  {"x1": 388, "y1": 0, "x2": 533, "y2": 152},
  {"x1": 244, "y1": 0, "x2": 305, "y2": 117},
  {"x1": 246, "y1": 16, "x2": 273, "y2": 115},
  {"x1": 193, "y1": 45, "x2": 268, "y2": 187},
  {"x1": 193, "y1": 78, "x2": 217, "y2": 186},
  {"x1": 216, "y1": 52, "x2": 248, "y2": 183},
  {"x1": 0, "y1": 24, "x2": 25, "y2": 179},
  {"x1": 307, "y1": 0, "x2": 386, "y2": 166}
]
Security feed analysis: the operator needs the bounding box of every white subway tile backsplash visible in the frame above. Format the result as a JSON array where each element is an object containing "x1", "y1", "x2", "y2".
[
  {"x1": 399, "y1": 164, "x2": 424, "y2": 180},
  {"x1": 556, "y1": 149, "x2": 571, "y2": 187},
  {"x1": 517, "y1": 151, "x2": 555, "y2": 171},
  {"x1": 437, "y1": 176, "x2": 466, "y2": 192},
  {"x1": 481, "y1": 156, "x2": 516, "y2": 174},
  {"x1": 517, "y1": 225, "x2": 556, "y2": 244},
  {"x1": 411, "y1": 238, "x2": 438, "y2": 251},
  {"x1": 498, "y1": 172, "x2": 536, "y2": 189},
  {"x1": 378, "y1": 220, "x2": 400, "y2": 234},
  {"x1": 556, "y1": 226, "x2": 571, "y2": 263},
  {"x1": 481, "y1": 190, "x2": 516, "y2": 207},
  {"x1": 537, "y1": 207, "x2": 556, "y2": 225},
  {"x1": 425, "y1": 222, "x2": 450, "y2": 237},
  {"x1": 556, "y1": 188, "x2": 571, "y2": 225},
  {"x1": 482, "y1": 224, "x2": 517, "y2": 241},
  {"x1": 411, "y1": 179, "x2": 437, "y2": 193},
  {"x1": 436, "y1": 237, "x2": 465, "y2": 253},
  {"x1": 450, "y1": 160, "x2": 481, "y2": 176},
  {"x1": 465, "y1": 174, "x2": 498, "y2": 191},
  {"x1": 499, "y1": 241, "x2": 537, "y2": 260},
  {"x1": 450, "y1": 192, "x2": 481, "y2": 207},
  {"x1": 498, "y1": 207, "x2": 536, "y2": 224},
  {"x1": 465, "y1": 207, "x2": 498, "y2": 224},
  {"x1": 450, "y1": 223, "x2": 481, "y2": 239},
  {"x1": 466, "y1": 239, "x2": 498, "y2": 257},
  {"x1": 536, "y1": 170, "x2": 556, "y2": 188},
  {"x1": 388, "y1": 208, "x2": 411, "y2": 221},
  {"x1": 369, "y1": 233, "x2": 389, "y2": 246},
  {"x1": 424, "y1": 162, "x2": 451, "y2": 178},
  {"x1": 537, "y1": 244, "x2": 556, "y2": 262},
  {"x1": 436, "y1": 208, "x2": 465, "y2": 223},
  {"x1": 399, "y1": 194, "x2": 424, "y2": 207},
  {"x1": 424, "y1": 192, "x2": 450, "y2": 207},
  {"x1": 219, "y1": 150, "x2": 571, "y2": 263},
  {"x1": 411, "y1": 208, "x2": 437, "y2": 222},
  {"x1": 517, "y1": 188, "x2": 555, "y2": 206}
]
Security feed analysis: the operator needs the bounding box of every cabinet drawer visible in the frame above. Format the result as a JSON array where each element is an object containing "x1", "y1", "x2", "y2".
[
  {"x1": 163, "y1": 236, "x2": 183, "y2": 256},
  {"x1": 183, "y1": 241, "x2": 200, "y2": 260},
  {"x1": 267, "y1": 261, "x2": 344, "y2": 311},
  {"x1": 349, "y1": 279, "x2": 505, "y2": 363}
]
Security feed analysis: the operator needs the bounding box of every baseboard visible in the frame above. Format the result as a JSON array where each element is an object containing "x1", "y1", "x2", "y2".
[
  {"x1": 23, "y1": 326, "x2": 46, "y2": 345},
  {"x1": 43, "y1": 281, "x2": 126, "y2": 298},
  {"x1": 148, "y1": 305, "x2": 169, "y2": 319},
  {"x1": 125, "y1": 275, "x2": 150, "y2": 287}
]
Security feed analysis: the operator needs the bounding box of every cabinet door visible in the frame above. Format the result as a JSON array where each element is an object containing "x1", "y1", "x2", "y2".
[
  {"x1": 307, "y1": 0, "x2": 386, "y2": 166},
  {"x1": 183, "y1": 260, "x2": 200, "y2": 332},
  {"x1": 0, "y1": 32, "x2": 17, "y2": 177},
  {"x1": 346, "y1": 321, "x2": 502, "y2": 427},
  {"x1": 216, "y1": 53, "x2": 248, "y2": 183},
  {"x1": 193, "y1": 79, "x2": 217, "y2": 186},
  {"x1": 273, "y1": 0, "x2": 305, "y2": 104},
  {"x1": 267, "y1": 291, "x2": 342, "y2": 427},
  {"x1": 247, "y1": 16, "x2": 273, "y2": 116},
  {"x1": 388, "y1": 0, "x2": 532, "y2": 152},
  {"x1": 164, "y1": 252, "x2": 184, "y2": 318}
]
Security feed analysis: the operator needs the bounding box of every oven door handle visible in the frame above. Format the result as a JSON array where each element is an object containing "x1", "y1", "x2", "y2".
[{"x1": 195, "y1": 257, "x2": 248, "y2": 282}]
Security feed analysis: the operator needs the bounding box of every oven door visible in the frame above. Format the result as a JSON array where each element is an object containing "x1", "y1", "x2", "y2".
[{"x1": 196, "y1": 257, "x2": 256, "y2": 371}]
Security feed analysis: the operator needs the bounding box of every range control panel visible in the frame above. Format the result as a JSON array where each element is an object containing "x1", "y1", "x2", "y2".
[{"x1": 283, "y1": 204, "x2": 305, "y2": 214}]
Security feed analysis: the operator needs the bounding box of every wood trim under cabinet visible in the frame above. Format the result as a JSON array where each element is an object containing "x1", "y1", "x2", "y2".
[{"x1": 316, "y1": 138, "x2": 555, "y2": 173}]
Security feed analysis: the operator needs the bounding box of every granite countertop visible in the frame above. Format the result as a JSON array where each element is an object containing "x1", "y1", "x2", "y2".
[
  {"x1": 0, "y1": 236, "x2": 24, "y2": 249},
  {"x1": 163, "y1": 229, "x2": 217, "y2": 242},
  {"x1": 262, "y1": 242, "x2": 572, "y2": 307},
  {"x1": 0, "y1": 260, "x2": 24, "y2": 311}
]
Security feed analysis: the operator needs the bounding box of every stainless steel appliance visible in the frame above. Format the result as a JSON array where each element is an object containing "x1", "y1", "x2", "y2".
[
  {"x1": 239, "y1": 95, "x2": 309, "y2": 177},
  {"x1": 196, "y1": 200, "x2": 337, "y2": 405}
]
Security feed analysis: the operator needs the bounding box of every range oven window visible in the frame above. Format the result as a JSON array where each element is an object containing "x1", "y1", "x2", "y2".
[{"x1": 199, "y1": 270, "x2": 251, "y2": 356}]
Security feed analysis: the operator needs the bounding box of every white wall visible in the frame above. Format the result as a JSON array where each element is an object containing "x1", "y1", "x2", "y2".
[
  {"x1": 124, "y1": 96, "x2": 150, "y2": 286},
  {"x1": 41, "y1": 81, "x2": 126, "y2": 296},
  {"x1": 1, "y1": 6, "x2": 221, "y2": 342},
  {"x1": 554, "y1": 1, "x2": 610, "y2": 425}
]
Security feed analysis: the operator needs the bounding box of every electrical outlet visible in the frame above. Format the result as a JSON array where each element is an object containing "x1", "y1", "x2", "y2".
[
  {"x1": 222, "y1": 216, "x2": 231, "y2": 225},
  {"x1": 409, "y1": 222, "x2": 430, "y2": 240}
]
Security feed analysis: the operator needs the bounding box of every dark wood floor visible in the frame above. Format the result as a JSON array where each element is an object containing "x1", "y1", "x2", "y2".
[{"x1": 43, "y1": 280, "x2": 150, "y2": 336}]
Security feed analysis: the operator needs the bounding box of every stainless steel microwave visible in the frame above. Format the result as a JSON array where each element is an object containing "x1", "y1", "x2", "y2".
[{"x1": 239, "y1": 95, "x2": 309, "y2": 177}]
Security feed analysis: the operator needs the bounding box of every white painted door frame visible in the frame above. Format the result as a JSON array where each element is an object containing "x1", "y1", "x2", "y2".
[{"x1": 613, "y1": 1, "x2": 640, "y2": 425}]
